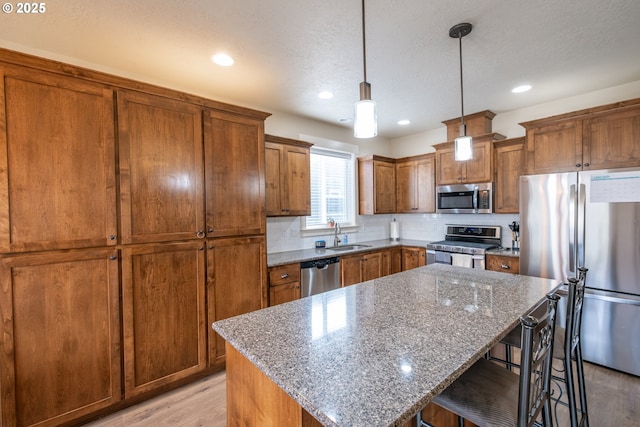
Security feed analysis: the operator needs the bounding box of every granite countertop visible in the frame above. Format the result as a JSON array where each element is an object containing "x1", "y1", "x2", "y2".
[
  {"x1": 267, "y1": 239, "x2": 431, "y2": 267},
  {"x1": 486, "y1": 247, "x2": 521, "y2": 258},
  {"x1": 213, "y1": 264, "x2": 559, "y2": 427}
]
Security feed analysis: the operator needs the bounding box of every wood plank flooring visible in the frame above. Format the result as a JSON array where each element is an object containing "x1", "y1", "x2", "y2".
[{"x1": 83, "y1": 362, "x2": 638, "y2": 427}]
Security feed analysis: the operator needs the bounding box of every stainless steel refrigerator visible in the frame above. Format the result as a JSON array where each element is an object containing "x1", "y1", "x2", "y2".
[{"x1": 520, "y1": 167, "x2": 640, "y2": 377}]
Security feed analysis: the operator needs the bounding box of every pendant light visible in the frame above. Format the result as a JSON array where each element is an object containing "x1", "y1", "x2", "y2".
[
  {"x1": 354, "y1": 0, "x2": 377, "y2": 138},
  {"x1": 449, "y1": 23, "x2": 473, "y2": 161}
]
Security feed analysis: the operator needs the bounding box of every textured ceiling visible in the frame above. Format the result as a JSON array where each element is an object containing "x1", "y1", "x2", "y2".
[{"x1": 1, "y1": 0, "x2": 639, "y2": 139}]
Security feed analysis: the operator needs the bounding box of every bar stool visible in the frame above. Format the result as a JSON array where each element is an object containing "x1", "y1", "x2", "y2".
[
  {"x1": 418, "y1": 292, "x2": 560, "y2": 427},
  {"x1": 497, "y1": 268, "x2": 589, "y2": 427}
]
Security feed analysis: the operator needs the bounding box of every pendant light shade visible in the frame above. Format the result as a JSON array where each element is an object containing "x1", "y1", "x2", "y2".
[
  {"x1": 354, "y1": 0, "x2": 377, "y2": 138},
  {"x1": 450, "y1": 23, "x2": 473, "y2": 161}
]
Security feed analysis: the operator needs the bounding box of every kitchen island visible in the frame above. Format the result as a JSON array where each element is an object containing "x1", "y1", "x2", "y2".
[{"x1": 213, "y1": 264, "x2": 559, "y2": 427}]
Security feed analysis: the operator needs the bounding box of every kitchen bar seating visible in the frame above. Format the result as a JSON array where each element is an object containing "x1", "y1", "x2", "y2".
[
  {"x1": 418, "y1": 292, "x2": 560, "y2": 427},
  {"x1": 498, "y1": 268, "x2": 589, "y2": 427}
]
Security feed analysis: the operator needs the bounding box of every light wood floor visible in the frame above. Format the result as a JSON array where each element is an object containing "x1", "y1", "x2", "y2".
[{"x1": 83, "y1": 362, "x2": 638, "y2": 427}]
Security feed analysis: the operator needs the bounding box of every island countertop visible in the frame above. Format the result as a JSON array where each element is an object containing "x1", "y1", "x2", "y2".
[{"x1": 213, "y1": 264, "x2": 560, "y2": 427}]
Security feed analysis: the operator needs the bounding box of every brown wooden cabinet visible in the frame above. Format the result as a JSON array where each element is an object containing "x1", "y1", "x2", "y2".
[
  {"x1": 521, "y1": 100, "x2": 640, "y2": 174},
  {"x1": 0, "y1": 249, "x2": 121, "y2": 427},
  {"x1": 396, "y1": 154, "x2": 436, "y2": 213},
  {"x1": 358, "y1": 155, "x2": 396, "y2": 214},
  {"x1": 434, "y1": 138, "x2": 496, "y2": 185},
  {"x1": 121, "y1": 241, "x2": 207, "y2": 398},
  {"x1": 0, "y1": 66, "x2": 117, "y2": 253},
  {"x1": 382, "y1": 247, "x2": 403, "y2": 276},
  {"x1": 494, "y1": 138, "x2": 525, "y2": 213},
  {"x1": 265, "y1": 135, "x2": 312, "y2": 216},
  {"x1": 341, "y1": 251, "x2": 383, "y2": 286},
  {"x1": 486, "y1": 254, "x2": 520, "y2": 274},
  {"x1": 204, "y1": 110, "x2": 266, "y2": 237},
  {"x1": 268, "y1": 263, "x2": 301, "y2": 306},
  {"x1": 117, "y1": 90, "x2": 205, "y2": 245},
  {"x1": 207, "y1": 236, "x2": 267, "y2": 369},
  {"x1": 402, "y1": 246, "x2": 426, "y2": 271}
]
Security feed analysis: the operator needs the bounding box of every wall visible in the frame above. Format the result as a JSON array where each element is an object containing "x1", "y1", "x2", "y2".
[{"x1": 266, "y1": 80, "x2": 640, "y2": 255}]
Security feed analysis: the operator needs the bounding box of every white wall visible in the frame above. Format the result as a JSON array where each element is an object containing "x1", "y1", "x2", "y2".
[{"x1": 389, "y1": 80, "x2": 640, "y2": 158}]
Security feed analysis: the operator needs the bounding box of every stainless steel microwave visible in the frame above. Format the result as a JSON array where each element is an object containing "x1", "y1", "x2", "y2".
[{"x1": 436, "y1": 182, "x2": 493, "y2": 214}]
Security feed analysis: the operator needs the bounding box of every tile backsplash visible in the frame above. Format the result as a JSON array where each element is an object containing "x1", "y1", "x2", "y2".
[{"x1": 267, "y1": 213, "x2": 520, "y2": 253}]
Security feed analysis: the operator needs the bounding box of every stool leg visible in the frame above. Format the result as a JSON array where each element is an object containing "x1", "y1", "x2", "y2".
[
  {"x1": 564, "y1": 351, "x2": 579, "y2": 427},
  {"x1": 575, "y1": 345, "x2": 589, "y2": 426}
]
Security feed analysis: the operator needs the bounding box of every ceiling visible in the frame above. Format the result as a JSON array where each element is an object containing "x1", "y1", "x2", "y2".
[{"x1": 1, "y1": 0, "x2": 640, "y2": 139}]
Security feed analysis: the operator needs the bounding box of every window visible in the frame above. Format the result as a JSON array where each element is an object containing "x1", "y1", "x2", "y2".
[{"x1": 303, "y1": 147, "x2": 357, "y2": 230}]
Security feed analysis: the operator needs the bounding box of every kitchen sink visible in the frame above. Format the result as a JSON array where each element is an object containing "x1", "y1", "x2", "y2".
[{"x1": 327, "y1": 244, "x2": 372, "y2": 251}]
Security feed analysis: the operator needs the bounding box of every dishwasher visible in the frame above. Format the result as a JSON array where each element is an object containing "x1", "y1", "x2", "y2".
[{"x1": 300, "y1": 257, "x2": 341, "y2": 297}]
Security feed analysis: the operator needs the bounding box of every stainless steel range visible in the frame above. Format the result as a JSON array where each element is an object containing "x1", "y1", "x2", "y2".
[{"x1": 426, "y1": 225, "x2": 501, "y2": 269}]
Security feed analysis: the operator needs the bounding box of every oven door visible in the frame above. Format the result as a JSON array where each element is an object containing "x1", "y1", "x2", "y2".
[{"x1": 428, "y1": 250, "x2": 485, "y2": 270}]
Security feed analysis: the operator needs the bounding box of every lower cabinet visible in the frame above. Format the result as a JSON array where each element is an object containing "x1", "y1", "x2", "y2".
[
  {"x1": 341, "y1": 251, "x2": 383, "y2": 286},
  {"x1": 268, "y1": 263, "x2": 301, "y2": 306},
  {"x1": 382, "y1": 247, "x2": 403, "y2": 276},
  {"x1": 486, "y1": 254, "x2": 520, "y2": 274},
  {"x1": 207, "y1": 236, "x2": 267, "y2": 369},
  {"x1": 0, "y1": 249, "x2": 121, "y2": 427},
  {"x1": 121, "y1": 241, "x2": 207, "y2": 399},
  {"x1": 402, "y1": 246, "x2": 427, "y2": 271}
]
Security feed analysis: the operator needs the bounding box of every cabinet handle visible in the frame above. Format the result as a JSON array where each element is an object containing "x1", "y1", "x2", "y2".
[
  {"x1": 109, "y1": 255, "x2": 117, "y2": 261},
  {"x1": 280, "y1": 273, "x2": 289, "y2": 279},
  {"x1": 583, "y1": 162, "x2": 590, "y2": 167},
  {"x1": 199, "y1": 246, "x2": 205, "y2": 251},
  {"x1": 196, "y1": 230, "x2": 206, "y2": 239},
  {"x1": 208, "y1": 227, "x2": 214, "y2": 233},
  {"x1": 575, "y1": 163, "x2": 582, "y2": 168},
  {"x1": 208, "y1": 245, "x2": 214, "y2": 250},
  {"x1": 108, "y1": 235, "x2": 116, "y2": 241},
  {"x1": 501, "y1": 264, "x2": 510, "y2": 269}
]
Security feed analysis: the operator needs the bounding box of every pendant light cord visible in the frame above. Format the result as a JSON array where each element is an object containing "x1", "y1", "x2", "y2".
[
  {"x1": 362, "y1": 0, "x2": 367, "y2": 82},
  {"x1": 458, "y1": 34, "x2": 465, "y2": 128}
]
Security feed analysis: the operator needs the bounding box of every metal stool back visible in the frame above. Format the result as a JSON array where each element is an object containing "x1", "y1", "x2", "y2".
[{"x1": 421, "y1": 292, "x2": 560, "y2": 427}]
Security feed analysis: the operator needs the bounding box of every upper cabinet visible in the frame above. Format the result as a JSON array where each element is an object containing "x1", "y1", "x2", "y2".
[
  {"x1": 434, "y1": 137, "x2": 499, "y2": 185},
  {"x1": 117, "y1": 90, "x2": 205, "y2": 244},
  {"x1": 521, "y1": 99, "x2": 640, "y2": 174},
  {"x1": 265, "y1": 134, "x2": 312, "y2": 217},
  {"x1": 358, "y1": 155, "x2": 396, "y2": 214},
  {"x1": 396, "y1": 154, "x2": 436, "y2": 213},
  {"x1": 0, "y1": 66, "x2": 117, "y2": 253},
  {"x1": 204, "y1": 110, "x2": 265, "y2": 237},
  {"x1": 493, "y1": 137, "x2": 525, "y2": 214}
]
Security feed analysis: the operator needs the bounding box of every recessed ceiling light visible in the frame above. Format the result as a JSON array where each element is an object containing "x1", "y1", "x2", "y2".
[
  {"x1": 318, "y1": 91, "x2": 334, "y2": 99},
  {"x1": 512, "y1": 84, "x2": 532, "y2": 94},
  {"x1": 398, "y1": 119, "x2": 411, "y2": 126},
  {"x1": 212, "y1": 53, "x2": 234, "y2": 67}
]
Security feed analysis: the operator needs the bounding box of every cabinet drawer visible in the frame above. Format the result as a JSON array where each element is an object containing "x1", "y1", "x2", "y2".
[
  {"x1": 486, "y1": 255, "x2": 520, "y2": 274},
  {"x1": 269, "y1": 263, "x2": 300, "y2": 286}
]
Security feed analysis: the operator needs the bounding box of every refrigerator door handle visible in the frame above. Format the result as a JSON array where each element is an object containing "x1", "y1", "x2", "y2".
[
  {"x1": 577, "y1": 182, "x2": 586, "y2": 268},
  {"x1": 569, "y1": 183, "x2": 577, "y2": 274}
]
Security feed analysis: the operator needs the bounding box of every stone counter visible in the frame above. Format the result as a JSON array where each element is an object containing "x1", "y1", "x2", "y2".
[{"x1": 213, "y1": 264, "x2": 559, "y2": 427}]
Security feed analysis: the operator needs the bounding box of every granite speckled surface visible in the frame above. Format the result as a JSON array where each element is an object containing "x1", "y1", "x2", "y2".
[
  {"x1": 213, "y1": 264, "x2": 559, "y2": 427},
  {"x1": 486, "y1": 247, "x2": 521, "y2": 258},
  {"x1": 267, "y1": 239, "x2": 430, "y2": 267}
]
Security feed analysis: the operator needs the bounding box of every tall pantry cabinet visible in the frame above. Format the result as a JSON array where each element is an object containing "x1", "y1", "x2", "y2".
[{"x1": 0, "y1": 49, "x2": 269, "y2": 427}]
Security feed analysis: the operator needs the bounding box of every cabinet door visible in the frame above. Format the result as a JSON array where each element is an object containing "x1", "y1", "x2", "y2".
[
  {"x1": 402, "y1": 247, "x2": 426, "y2": 271},
  {"x1": 269, "y1": 282, "x2": 302, "y2": 307},
  {"x1": 0, "y1": 249, "x2": 121, "y2": 427},
  {"x1": 374, "y1": 161, "x2": 396, "y2": 213},
  {"x1": 117, "y1": 91, "x2": 204, "y2": 244},
  {"x1": 396, "y1": 161, "x2": 416, "y2": 212},
  {"x1": 265, "y1": 142, "x2": 284, "y2": 215},
  {"x1": 416, "y1": 156, "x2": 436, "y2": 212},
  {"x1": 486, "y1": 254, "x2": 520, "y2": 274},
  {"x1": 464, "y1": 140, "x2": 493, "y2": 183},
  {"x1": 435, "y1": 146, "x2": 464, "y2": 185},
  {"x1": 525, "y1": 120, "x2": 582, "y2": 174},
  {"x1": 341, "y1": 255, "x2": 363, "y2": 287},
  {"x1": 494, "y1": 139, "x2": 525, "y2": 214},
  {"x1": 0, "y1": 66, "x2": 117, "y2": 253},
  {"x1": 583, "y1": 108, "x2": 640, "y2": 170},
  {"x1": 283, "y1": 145, "x2": 311, "y2": 216},
  {"x1": 361, "y1": 252, "x2": 383, "y2": 282},
  {"x1": 204, "y1": 110, "x2": 265, "y2": 237},
  {"x1": 208, "y1": 236, "x2": 266, "y2": 368},
  {"x1": 121, "y1": 242, "x2": 207, "y2": 398}
]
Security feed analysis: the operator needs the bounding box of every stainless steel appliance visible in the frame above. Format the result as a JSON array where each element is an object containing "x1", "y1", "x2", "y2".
[
  {"x1": 436, "y1": 182, "x2": 493, "y2": 214},
  {"x1": 300, "y1": 257, "x2": 341, "y2": 297},
  {"x1": 426, "y1": 225, "x2": 501, "y2": 269},
  {"x1": 520, "y1": 167, "x2": 640, "y2": 376}
]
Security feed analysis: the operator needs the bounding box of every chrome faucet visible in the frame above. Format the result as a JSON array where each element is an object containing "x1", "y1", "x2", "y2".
[{"x1": 333, "y1": 222, "x2": 341, "y2": 247}]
